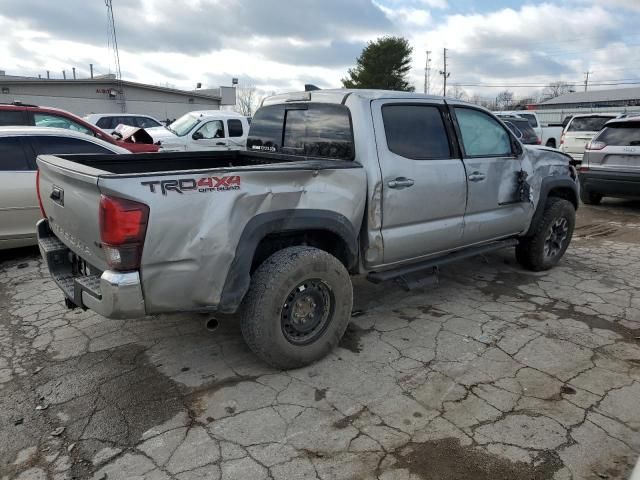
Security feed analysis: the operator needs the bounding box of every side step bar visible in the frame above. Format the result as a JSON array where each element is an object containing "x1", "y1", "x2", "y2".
[{"x1": 367, "y1": 239, "x2": 518, "y2": 284}]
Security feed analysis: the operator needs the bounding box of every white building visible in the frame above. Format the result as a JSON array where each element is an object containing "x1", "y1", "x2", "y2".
[{"x1": 0, "y1": 72, "x2": 236, "y2": 121}]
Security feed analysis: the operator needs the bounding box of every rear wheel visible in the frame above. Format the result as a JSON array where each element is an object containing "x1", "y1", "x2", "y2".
[
  {"x1": 545, "y1": 139, "x2": 556, "y2": 148},
  {"x1": 516, "y1": 198, "x2": 575, "y2": 271},
  {"x1": 580, "y1": 189, "x2": 603, "y2": 205},
  {"x1": 239, "y1": 246, "x2": 352, "y2": 369}
]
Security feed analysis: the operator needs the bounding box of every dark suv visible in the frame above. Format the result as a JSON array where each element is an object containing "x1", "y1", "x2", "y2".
[
  {"x1": 498, "y1": 115, "x2": 541, "y2": 145},
  {"x1": 0, "y1": 102, "x2": 158, "y2": 153}
]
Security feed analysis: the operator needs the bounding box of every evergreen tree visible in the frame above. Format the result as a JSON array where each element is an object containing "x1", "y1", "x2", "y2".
[{"x1": 342, "y1": 36, "x2": 415, "y2": 91}]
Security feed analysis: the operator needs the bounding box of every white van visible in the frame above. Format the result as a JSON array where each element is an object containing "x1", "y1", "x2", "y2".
[{"x1": 146, "y1": 111, "x2": 249, "y2": 152}]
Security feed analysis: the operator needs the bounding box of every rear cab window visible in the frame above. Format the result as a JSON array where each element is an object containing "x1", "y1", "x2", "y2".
[
  {"x1": 247, "y1": 103, "x2": 354, "y2": 160},
  {"x1": 567, "y1": 116, "x2": 615, "y2": 132}
]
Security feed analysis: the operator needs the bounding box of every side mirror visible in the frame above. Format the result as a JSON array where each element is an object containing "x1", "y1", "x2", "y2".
[{"x1": 192, "y1": 131, "x2": 203, "y2": 140}]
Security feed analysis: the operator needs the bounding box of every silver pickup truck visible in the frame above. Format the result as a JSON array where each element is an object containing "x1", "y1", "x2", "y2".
[{"x1": 37, "y1": 89, "x2": 579, "y2": 368}]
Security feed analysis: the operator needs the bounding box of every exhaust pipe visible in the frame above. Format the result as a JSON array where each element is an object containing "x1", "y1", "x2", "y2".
[{"x1": 205, "y1": 317, "x2": 219, "y2": 332}]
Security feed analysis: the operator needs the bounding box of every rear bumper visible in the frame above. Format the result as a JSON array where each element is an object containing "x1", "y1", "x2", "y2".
[
  {"x1": 579, "y1": 170, "x2": 640, "y2": 197},
  {"x1": 37, "y1": 219, "x2": 146, "y2": 319}
]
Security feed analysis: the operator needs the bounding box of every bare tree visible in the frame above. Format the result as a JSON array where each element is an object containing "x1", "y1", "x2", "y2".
[
  {"x1": 495, "y1": 90, "x2": 514, "y2": 110},
  {"x1": 541, "y1": 81, "x2": 572, "y2": 100},
  {"x1": 234, "y1": 84, "x2": 258, "y2": 117},
  {"x1": 447, "y1": 85, "x2": 468, "y2": 101}
]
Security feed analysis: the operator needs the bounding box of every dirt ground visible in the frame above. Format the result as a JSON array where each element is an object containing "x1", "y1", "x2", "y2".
[{"x1": 1, "y1": 199, "x2": 639, "y2": 480}]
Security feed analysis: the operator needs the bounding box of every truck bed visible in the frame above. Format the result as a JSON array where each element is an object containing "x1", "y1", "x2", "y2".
[{"x1": 46, "y1": 150, "x2": 355, "y2": 176}]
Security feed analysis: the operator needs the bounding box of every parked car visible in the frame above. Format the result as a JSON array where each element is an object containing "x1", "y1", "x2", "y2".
[
  {"x1": 497, "y1": 110, "x2": 563, "y2": 148},
  {"x1": 145, "y1": 110, "x2": 249, "y2": 152},
  {"x1": 37, "y1": 89, "x2": 579, "y2": 368},
  {"x1": 0, "y1": 127, "x2": 128, "y2": 250},
  {"x1": 0, "y1": 102, "x2": 158, "y2": 153},
  {"x1": 560, "y1": 113, "x2": 620, "y2": 162},
  {"x1": 84, "y1": 113, "x2": 163, "y2": 134},
  {"x1": 579, "y1": 116, "x2": 640, "y2": 204},
  {"x1": 496, "y1": 114, "x2": 540, "y2": 145}
]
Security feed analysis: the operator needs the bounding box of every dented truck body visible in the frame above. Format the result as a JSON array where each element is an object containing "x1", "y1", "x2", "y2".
[{"x1": 37, "y1": 90, "x2": 579, "y2": 350}]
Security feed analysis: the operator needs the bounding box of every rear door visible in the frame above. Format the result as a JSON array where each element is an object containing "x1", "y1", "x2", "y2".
[
  {"x1": 450, "y1": 104, "x2": 531, "y2": 245},
  {"x1": 0, "y1": 136, "x2": 39, "y2": 242},
  {"x1": 371, "y1": 99, "x2": 467, "y2": 265}
]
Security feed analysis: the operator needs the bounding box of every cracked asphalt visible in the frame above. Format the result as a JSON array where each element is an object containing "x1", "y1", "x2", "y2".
[{"x1": 1, "y1": 200, "x2": 640, "y2": 480}]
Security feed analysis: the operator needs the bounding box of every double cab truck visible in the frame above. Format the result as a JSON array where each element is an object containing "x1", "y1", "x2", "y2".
[{"x1": 37, "y1": 89, "x2": 580, "y2": 368}]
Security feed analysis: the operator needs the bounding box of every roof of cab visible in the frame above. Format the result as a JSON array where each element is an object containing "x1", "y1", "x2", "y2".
[
  {"x1": 188, "y1": 110, "x2": 246, "y2": 119},
  {"x1": 261, "y1": 89, "x2": 452, "y2": 107}
]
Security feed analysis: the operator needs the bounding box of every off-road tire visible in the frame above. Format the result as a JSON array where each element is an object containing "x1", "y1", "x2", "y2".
[
  {"x1": 239, "y1": 246, "x2": 352, "y2": 369},
  {"x1": 516, "y1": 197, "x2": 575, "y2": 272},
  {"x1": 580, "y1": 189, "x2": 603, "y2": 205}
]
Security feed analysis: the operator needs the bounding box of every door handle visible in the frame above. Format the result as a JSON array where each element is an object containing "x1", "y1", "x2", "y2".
[
  {"x1": 215, "y1": 142, "x2": 226, "y2": 146},
  {"x1": 387, "y1": 177, "x2": 415, "y2": 189},
  {"x1": 468, "y1": 172, "x2": 486, "y2": 182}
]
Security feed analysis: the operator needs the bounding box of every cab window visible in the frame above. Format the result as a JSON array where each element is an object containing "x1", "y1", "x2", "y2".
[
  {"x1": 454, "y1": 108, "x2": 512, "y2": 157},
  {"x1": 196, "y1": 120, "x2": 225, "y2": 139}
]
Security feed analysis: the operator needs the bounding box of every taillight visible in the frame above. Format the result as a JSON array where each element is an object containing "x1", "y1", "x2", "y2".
[
  {"x1": 36, "y1": 169, "x2": 46, "y2": 218},
  {"x1": 536, "y1": 137, "x2": 541, "y2": 145},
  {"x1": 586, "y1": 140, "x2": 606, "y2": 150},
  {"x1": 560, "y1": 133, "x2": 565, "y2": 145},
  {"x1": 99, "y1": 195, "x2": 149, "y2": 271},
  {"x1": 579, "y1": 165, "x2": 590, "y2": 172}
]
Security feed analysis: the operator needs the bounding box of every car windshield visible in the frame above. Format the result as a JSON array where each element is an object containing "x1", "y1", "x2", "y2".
[
  {"x1": 168, "y1": 114, "x2": 199, "y2": 136},
  {"x1": 568, "y1": 116, "x2": 615, "y2": 132},
  {"x1": 596, "y1": 123, "x2": 640, "y2": 146}
]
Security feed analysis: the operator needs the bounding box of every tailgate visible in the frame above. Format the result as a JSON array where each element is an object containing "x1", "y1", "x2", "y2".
[
  {"x1": 37, "y1": 155, "x2": 108, "y2": 271},
  {"x1": 564, "y1": 132, "x2": 595, "y2": 154}
]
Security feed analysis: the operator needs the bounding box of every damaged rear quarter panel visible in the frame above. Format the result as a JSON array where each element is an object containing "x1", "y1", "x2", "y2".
[{"x1": 98, "y1": 164, "x2": 367, "y2": 313}]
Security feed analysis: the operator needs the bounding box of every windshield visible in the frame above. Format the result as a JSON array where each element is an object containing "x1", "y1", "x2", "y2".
[
  {"x1": 169, "y1": 114, "x2": 200, "y2": 136},
  {"x1": 568, "y1": 116, "x2": 615, "y2": 132}
]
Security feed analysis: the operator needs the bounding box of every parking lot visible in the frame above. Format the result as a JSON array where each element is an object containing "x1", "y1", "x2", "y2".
[{"x1": 1, "y1": 200, "x2": 639, "y2": 480}]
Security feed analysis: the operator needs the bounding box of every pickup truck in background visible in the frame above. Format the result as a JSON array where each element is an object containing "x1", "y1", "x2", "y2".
[
  {"x1": 498, "y1": 110, "x2": 564, "y2": 148},
  {"x1": 37, "y1": 89, "x2": 580, "y2": 368},
  {"x1": 145, "y1": 110, "x2": 249, "y2": 152}
]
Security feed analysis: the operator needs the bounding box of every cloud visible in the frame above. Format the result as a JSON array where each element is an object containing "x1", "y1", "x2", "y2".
[{"x1": 1, "y1": 0, "x2": 639, "y2": 101}]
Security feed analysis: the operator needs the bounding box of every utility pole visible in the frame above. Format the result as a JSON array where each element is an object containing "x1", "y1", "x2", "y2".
[
  {"x1": 439, "y1": 48, "x2": 450, "y2": 96},
  {"x1": 584, "y1": 71, "x2": 591, "y2": 92},
  {"x1": 424, "y1": 50, "x2": 432, "y2": 95}
]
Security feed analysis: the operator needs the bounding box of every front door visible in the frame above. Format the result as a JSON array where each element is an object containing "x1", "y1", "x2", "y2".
[
  {"x1": 450, "y1": 104, "x2": 531, "y2": 245},
  {"x1": 371, "y1": 99, "x2": 468, "y2": 266},
  {"x1": 0, "y1": 136, "x2": 39, "y2": 243},
  {"x1": 189, "y1": 120, "x2": 228, "y2": 151}
]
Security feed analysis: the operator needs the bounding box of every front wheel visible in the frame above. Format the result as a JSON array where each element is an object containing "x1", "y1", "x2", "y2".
[
  {"x1": 516, "y1": 198, "x2": 576, "y2": 271},
  {"x1": 239, "y1": 246, "x2": 353, "y2": 369}
]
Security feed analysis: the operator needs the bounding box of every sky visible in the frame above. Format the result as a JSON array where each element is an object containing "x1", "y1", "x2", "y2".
[{"x1": 1, "y1": 0, "x2": 639, "y2": 101}]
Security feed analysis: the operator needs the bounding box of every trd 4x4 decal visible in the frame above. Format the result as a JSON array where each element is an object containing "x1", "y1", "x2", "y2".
[{"x1": 141, "y1": 176, "x2": 241, "y2": 195}]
